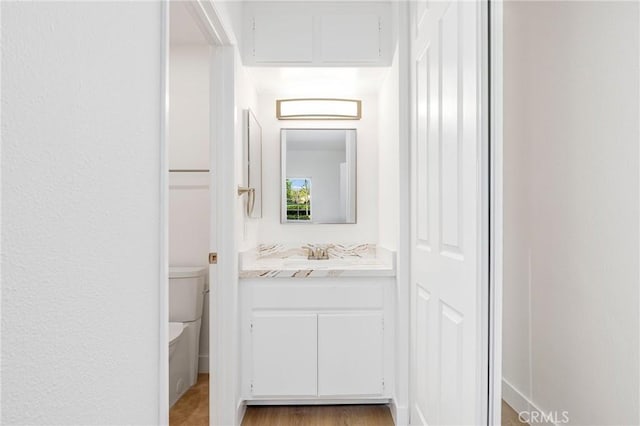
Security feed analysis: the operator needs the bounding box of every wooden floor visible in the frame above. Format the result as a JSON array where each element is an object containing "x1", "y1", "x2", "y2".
[
  {"x1": 169, "y1": 375, "x2": 526, "y2": 426},
  {"x1": 502, "y1": 400, "x2": 528, "y2": 426},
  {"x1": 242, "y1": 405, "x2": 394, "y2": 426},
  {"x1": 170, "y1": 373, "x2": 209, "y2": 426}
]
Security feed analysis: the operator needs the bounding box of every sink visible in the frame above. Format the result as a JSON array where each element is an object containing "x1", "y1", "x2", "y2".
[
  {"x1": 239, "y1": 245, "x2": 396, "y2": 278},
  {"x1": 282, "y1": 259, "x2": 349, "y2": 269}
]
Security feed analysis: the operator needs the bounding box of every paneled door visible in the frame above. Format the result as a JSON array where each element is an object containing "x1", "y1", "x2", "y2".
[{"x1": 410, "y1": 1, "x2": 488, "y2": 425}]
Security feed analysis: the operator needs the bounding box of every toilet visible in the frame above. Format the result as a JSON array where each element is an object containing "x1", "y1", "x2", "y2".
[
  {"x1": 169, "y1": 322, "x2": 188, "y2": 407},
  {"x1": 168, "y1": 266, "x2": 207, "y2": 407}
]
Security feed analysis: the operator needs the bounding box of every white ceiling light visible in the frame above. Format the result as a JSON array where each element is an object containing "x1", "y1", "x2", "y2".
[{"x1": 276, "y1": 98, "x2": 362, "y2": 120}]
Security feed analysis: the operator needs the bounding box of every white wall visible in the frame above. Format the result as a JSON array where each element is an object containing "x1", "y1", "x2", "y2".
[
  {"x1": 503, "y1": 2, "x2": 639, "y2": 424},
  {"x1": 2, "y1": 2, "x2": 162, "y2": 424},
  {"x1": 235, "y1": 51, "x2": 260, "y2": 252},
  {"x1": 169, "y1": 45, "x2": 211, "y2": 268},
  {"x1": 169, "y1": 175, "x2": 209, "y2": 267},
  {"x1": 168, "y1": 44, "x2": 212, "y2": 372},
  {"x1": 378, "y1": 49, "x2": 400, "y2": 250},
  {"x1": 256, "y1": 93, "x2": 379, "y2": 243},
  {"x1": 169, "y1": 46, "x2": 211, "y2": 171},
  {"x1": 378, "y1": 38, "x2": 408, "y2": 424}
]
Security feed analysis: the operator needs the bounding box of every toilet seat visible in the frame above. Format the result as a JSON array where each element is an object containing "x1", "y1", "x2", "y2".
[{"x1": 169, "y1": 322, "x2": 185, "y2": 346}]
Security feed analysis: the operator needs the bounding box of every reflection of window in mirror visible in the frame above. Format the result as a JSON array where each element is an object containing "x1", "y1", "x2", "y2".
[
  {"x1": 281, "y1": 129, "x2": 356, "y2": 224},
  {"x1": 286, "y1": 178, "x2": 312, "y2": 221}
]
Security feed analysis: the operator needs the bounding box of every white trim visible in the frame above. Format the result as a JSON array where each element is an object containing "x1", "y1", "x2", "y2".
[
  {"x1": 0, "y1": 0, "x2": 3, "y2": 420},
  {"x1": 159, "y1": 1, "x2": 170, "y2": 424},
  {"x1": 198, "y1": 0, "x2": 234, "y2": 45},
  {"x1": 502, "y1": 380, "x2": 557, "y2": 426},
  {"x1": 210, "y1": 45, "x2": 238, "y2": 426},
  {"x1": 199, "y1": 4, "x2": 236, "y2": 424},
  {"x1": 501, "y1": 379, "x2": 529, "y2": 416},
  {"x1": 637, "y1": 2, "x2": 640, "y2": 421},
  {"x1": 479, "y1": 0, "x2": 491, "y2": 424},
  {"x1": 247, "y1": 398, "x2": 391, "y2": 406},
  {"x1": 488, "y1": 1, "x2": 504, "y2": 425},
  {"x1": 396, "y1": 1, "x2": 412, "y2": 425},
  {"x1": 390, "y1": 400, "x2": 409, "y2": 426},
  {"x1": 237, "y1": 400, "x2": 247, "y2": 425},
  {"x1": 186, "y1": 1, "x2": 221, "y2": 45}
]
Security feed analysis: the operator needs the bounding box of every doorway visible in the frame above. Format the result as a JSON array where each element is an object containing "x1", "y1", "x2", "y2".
[
  {"x1": 161, "y1": 1, "x2": 234, "y2": 425},
  {"x1": 161, "y1": 1, "x2": 503, "y2": 425}
]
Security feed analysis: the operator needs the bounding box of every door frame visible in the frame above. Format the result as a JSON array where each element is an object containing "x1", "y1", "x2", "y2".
[
  {"x1": 159, "y1": 1, "x2": 504, "y2": 424},
  {"x1": 159, "y1": 1, "x2": 235, "y2": 425},
  {"x1": 488, "y1": 0, "x2": 504, "y2": 424}
]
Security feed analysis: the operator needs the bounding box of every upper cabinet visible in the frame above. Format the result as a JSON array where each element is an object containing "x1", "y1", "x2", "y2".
[
  {"x1": 252, "y1": 15, "x2": 314, "y2": 63},
  {"x1": 243, "y1": 2, "x2": 393, "y2": 67},
  {"x1": 319, "y1": 15, "x2": 381, "y2": 63}
]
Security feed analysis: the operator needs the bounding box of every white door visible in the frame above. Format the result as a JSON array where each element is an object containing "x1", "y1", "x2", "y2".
[
  {"x1": 317, "y1": 313, "x2": 384, "y2": 397},
  {"x1": 410, "y1": 1, "x2": 487, "y2": 425}
]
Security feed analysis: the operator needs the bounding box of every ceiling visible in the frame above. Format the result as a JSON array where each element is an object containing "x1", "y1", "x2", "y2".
[
  {"x1": 247, "y1": 67, "x2": 390, "y2": 97},
  {"x1": 170, "y1": 2, "x2": 209, "y2": 45}
]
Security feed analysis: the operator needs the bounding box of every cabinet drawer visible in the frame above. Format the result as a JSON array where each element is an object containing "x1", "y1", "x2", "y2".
[{"x1": 250, "y1": 282, "x2": 384, "y2": 310}]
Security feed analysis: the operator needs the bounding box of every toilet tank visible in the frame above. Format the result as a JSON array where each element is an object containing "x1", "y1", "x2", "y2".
[{"x1": 169, "y1": 267, "x2": 207, "y2": 322}]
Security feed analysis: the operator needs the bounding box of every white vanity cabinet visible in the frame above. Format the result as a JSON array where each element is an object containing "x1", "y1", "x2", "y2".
[
  {"x1": 240, "y1": 277, "x2": 394, "y2": 403},
  {"x1": 250, "y1": 313, "x2": 318, "y2": 397},
  {"x1": 317, "y1": 312, "x2": 384, "y2": 396}
]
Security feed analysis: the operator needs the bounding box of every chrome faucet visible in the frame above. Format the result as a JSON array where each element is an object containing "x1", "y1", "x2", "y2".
[{"x1": 308, "y1": 246, "x2": 330, "y2": 260}]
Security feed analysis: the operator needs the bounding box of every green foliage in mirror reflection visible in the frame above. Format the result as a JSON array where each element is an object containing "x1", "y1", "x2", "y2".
[{"x1": 286, "y1": 178, "x2": 311, "y2": 221}]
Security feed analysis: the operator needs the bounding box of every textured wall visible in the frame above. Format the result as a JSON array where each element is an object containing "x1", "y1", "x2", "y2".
[{"x1": 2, "y1": 2, "x2": 163, "y2": 424}]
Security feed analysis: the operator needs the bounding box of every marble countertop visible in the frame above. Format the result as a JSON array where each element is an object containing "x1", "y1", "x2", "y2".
[{"x1": 239, "y1": 243, "x2": 396, "y2": 278}]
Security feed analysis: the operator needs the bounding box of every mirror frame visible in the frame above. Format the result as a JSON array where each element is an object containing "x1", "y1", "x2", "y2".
[
  {"x1": 245, "y1": 109, "x2": 262, "y2": 218},
  {"x1": 280, "y1": 128, "x2": 357, "y2": 224}
]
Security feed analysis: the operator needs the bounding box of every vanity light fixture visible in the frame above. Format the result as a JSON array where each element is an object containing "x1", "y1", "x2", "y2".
[{"x1": 276, "y1": 98, "x2": 362, "y2": 120}]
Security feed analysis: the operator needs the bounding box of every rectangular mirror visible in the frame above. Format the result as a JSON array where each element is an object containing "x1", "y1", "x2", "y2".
[{"x1": 281, "y1": 129, "x2": 356, "y2": 224}]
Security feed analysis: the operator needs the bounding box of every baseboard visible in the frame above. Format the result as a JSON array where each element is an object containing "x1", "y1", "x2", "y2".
[
  {"x1": 246, "y1": 398, "x2": 391, "y2": 405},
  {"x1": 236, "y1": 400, "x2": 247, "y2": 425},
  {"x1": 389, "y1": 399, "x2": 409, "y2": 426},
  {"x1": 502, "y1": 379, "x2": 558, "y2": 426},
  {"x1": 198, "y1": 355, "x2": 209, "y2": 373},
  {"x1": 502, "y1": 379, "x2": 530, "y2": 415}
]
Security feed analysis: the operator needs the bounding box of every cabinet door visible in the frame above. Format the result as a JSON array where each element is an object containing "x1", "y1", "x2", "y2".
[
  {"x1": 319, "y1": 15, "x2": 381, "y2": 63},
  {"x1": 318, "y1": 313, "x2": 384, "y2": 396},
  {"x1": 253, "y1": 15, "x2": 313, "y2": 63},
  {"x1": 251, "y1": 313, "x2": 317, "y2": 397}
]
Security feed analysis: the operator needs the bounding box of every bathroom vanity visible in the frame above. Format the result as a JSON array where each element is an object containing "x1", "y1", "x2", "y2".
[{"x1": 239, "y1": 244, "x2": 395, "y2": 404}]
